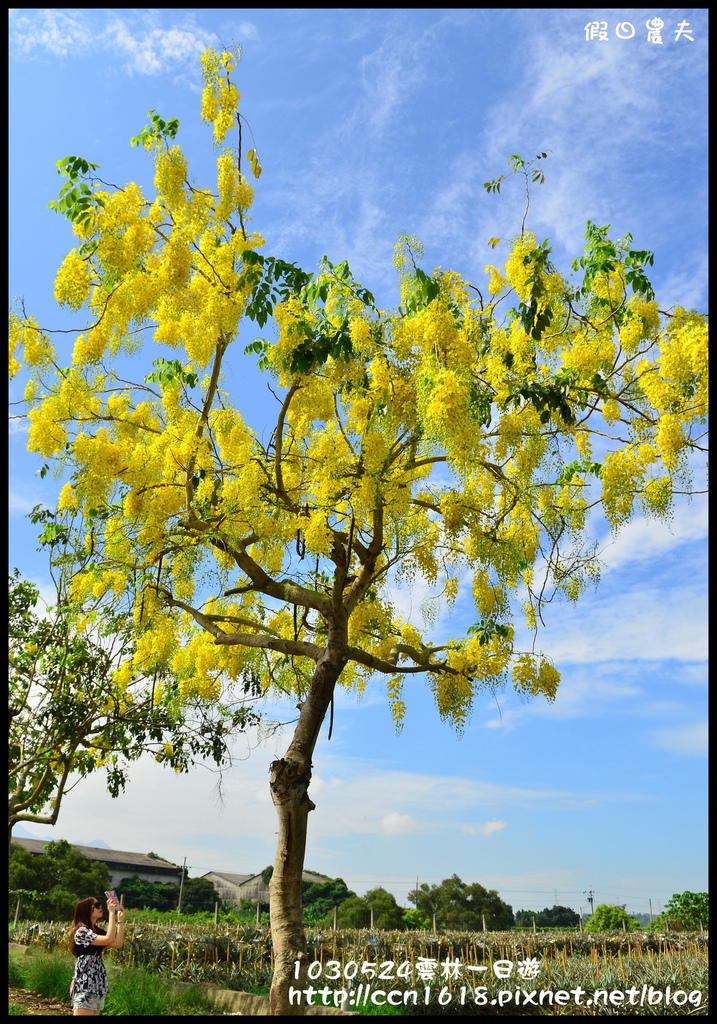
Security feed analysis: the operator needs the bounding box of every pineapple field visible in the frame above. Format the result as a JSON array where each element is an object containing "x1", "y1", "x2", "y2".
[{"x1": 10, "y1": 920, "x2": 707, "y2": 1015}]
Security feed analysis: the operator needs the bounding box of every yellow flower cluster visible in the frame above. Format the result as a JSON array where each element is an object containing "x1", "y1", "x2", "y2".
[
  {"x1": 641, "y1": 475, "x2": 673, "y2": 518},
  {"x1": 484, "y1": 265, "x2": 507, "y2": 297},
  {"x1": 57, "y1": 482, "x2": 78, "y2": 511},
  {"x1": 654, "y1": 414, "x2": 684, "y2": 471},
  {"x1": 600, "y1": 445, "x2": 656, "y2": 528},
  {"x1": 386, "y1": 674, "x2": 406, "y2": 730},
  {"x1": 154, "y1": 147, "x2": 188, "y2": 212},
  {"x1": 563, "y1": 331, "x2": 615, "y2": 377},
  {"x1": 72, "y1": 329, "x2": 108, "y2": 365},
  {"x1": 472, "y1": 569, "x2": 503, "y2": 617},
  {"x1": 54, "y1": 249, "x2": 93, "y2": 310},
  {"x1": 504, "y1": 233, "x2": 537, "y2": 301},
  {"x1": 10, "y1": 313, "x2": 55, "y2": 373},
  {"x1": 512, "y1": 654, "x2": 559, "y2": 701},
  {"x1": 618, "y1": 298, "x2": 660, "y2": 354},
  {"x1": 638, "y1": 310, "x2": 708, "y2": 418},
  {"x1": 430, "y1": 667, "x2": 474, "y2": 731},
  {"x1": 200, "y1": 49, "x2": 240, "y2": 147},
  {"x1": 216, "y1": 151, "x2": 254, "y2": 219},
  {"x1": 423, "y1": 369, "x2": 472, "y2": 455}
]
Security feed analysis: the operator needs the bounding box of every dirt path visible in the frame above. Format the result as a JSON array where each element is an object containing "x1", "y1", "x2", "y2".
[
  {"x1": 8, "y1": 984, "x2": 235, "y2": 1016},
  {"x1": 9, "y1": 984, "x2": 69, "y2": 1015}
]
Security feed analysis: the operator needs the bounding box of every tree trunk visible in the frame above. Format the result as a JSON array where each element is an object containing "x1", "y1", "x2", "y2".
[{"x1": 268, "y1": 643, "x2": 346, "y2": 1015}]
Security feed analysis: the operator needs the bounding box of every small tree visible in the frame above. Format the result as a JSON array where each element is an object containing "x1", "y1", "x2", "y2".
[
  {"x1": 402, "y1": 907, "x2": 431, "y2": 930},
  {"x1": 8, "y1": 567, "x2": 260, "y2": 849},
  {"x1": 584, "y1": 903, "x2": 640, "y2": 932},
  {"x1": 9, "y1": 47, "x2": 708, "y2": 1014},
  {"x1": 650, "y1": 891, "x2": 708, "y2": 932}
]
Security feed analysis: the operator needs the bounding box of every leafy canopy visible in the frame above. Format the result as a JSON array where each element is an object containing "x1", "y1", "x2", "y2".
[
  {"x1": 8, "y1": 567, "x2": 259, "y2": 835},
  {"x1": 584, "y1": 903, "x2": 641, "y2": 933},
  {"x1": 409, "y1": 873, "x2": 514, "y2": 930},
  {"x1": 9, "y1": 47, "x2": 708, "y2": 737},
  {"x1": 9, "y1": 839, "x2": 110, "y2": 921},
  {"x1": 514, "y1": 905, "x2": 580, "y2": 929},
  {"x1": 650, "y1": 890, "x2": 708, "y2": 932}
]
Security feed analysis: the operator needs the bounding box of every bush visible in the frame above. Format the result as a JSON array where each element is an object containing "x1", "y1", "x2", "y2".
[{"x1": 583, "y1": 904, "x2": 640, "y2": 932}]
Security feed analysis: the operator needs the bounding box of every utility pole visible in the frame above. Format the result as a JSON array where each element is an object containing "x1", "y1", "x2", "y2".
[
  {"x1": 584, "y1": 889, "x2": 595, "y2": 914},
  {"x1": 177, "y1": 857, "x2": 187, "y2": 913}
]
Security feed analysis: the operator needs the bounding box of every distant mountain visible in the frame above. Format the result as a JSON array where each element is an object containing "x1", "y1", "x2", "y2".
[
  {"x1": 11, "y1": 824, "x2": 47, "y2": 840},
  {"x1": 10, "y1": 824, "x2": 111, "y2": 849}
]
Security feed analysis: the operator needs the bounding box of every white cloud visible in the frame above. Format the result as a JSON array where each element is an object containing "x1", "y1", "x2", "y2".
[
  {"x1": 381, "y1": 811, "x2": 416, "y2": 835},
  {"x1": 105, "y1": 21, "x2": 219, "y2": 76},
  {"x1": 598, "y1": 495, "x2": 708, "y2": 570},
  {"x1": 463, "y1": 819, "x2": 506, "y2": 836},
  {"x1": 543, "y1": 584, "x2": 706, "y2": 665},
  {"x1": 16, "y1": 736, "x2": 647, "y2": 880},
  {"x1": 650, "y1": 721, "x2": 707, "y2": 757},
  {"x1": 10, "y1": 9, "x2": 94, "y2": 57},
  {"x1": 9, "y1": 10, "x2": 221, "y2": 77}
]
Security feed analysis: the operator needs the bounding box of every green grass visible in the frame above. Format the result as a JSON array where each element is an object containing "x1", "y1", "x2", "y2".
[
  {"x1": 8, "y1": 1004, "x2": 27, "y2": 1015},
  {"x1": 8, "y1": 950, "x2": 219, "y2": 1016},
  {"x1": 8, "y1": 951, "x2": 72, "y2": 1001}
]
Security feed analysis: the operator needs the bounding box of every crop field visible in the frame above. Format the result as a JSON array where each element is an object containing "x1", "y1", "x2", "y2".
[{"x1": 10, "y1": 922, "x2": 708, "y2": 1015}]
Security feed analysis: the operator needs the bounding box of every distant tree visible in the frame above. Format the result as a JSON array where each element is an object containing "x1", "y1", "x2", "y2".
[
  {"x1": 409, "y1": 874, "x2": 514, "y2": 930},
  {"x1": 332, "y1": 896, "x2": 370, "y2": 929},
  {"x1": 301, "y1": 876, "x2": 356, "y2": 925},
  {"x1": 325, "y1": 887, "x2": 407, "y2": 929},
  {"x1": 584, "y1": 903, "x2": 640, "y2": 932},
  {"x1": 9, "y1": 839, "x2": 110, "y2": 920},
  {"x1": 181, "y1": 875, "x2": 222, "y2": 913},
  {"x1": 515, "y1": 905, "x2": 579, "y2": 928},
  {"x1": 116, "y1": 873, "x2": 220, "y2": 913},
  {"x1": 116, "y1": 875, "x2": 175, "y2": 911},
  {"x1": 364, "y1": 887, "x2": 406, "y2": 930},
  {"x1": 116, "y1": 875, "x2": 165, "y2": 910},
  {"x1": 650, "y1": 891, "x2": 708, "y2": 932}
]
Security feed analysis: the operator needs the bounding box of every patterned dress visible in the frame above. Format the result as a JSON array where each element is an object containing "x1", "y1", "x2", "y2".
[{"x1": 72, "y1": 926, "x2": 109, "y2": 996}]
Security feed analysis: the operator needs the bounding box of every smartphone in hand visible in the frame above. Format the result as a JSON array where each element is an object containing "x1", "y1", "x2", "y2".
[{"x1": 104, "y1": 890, "x2": 119, "y2": 906}]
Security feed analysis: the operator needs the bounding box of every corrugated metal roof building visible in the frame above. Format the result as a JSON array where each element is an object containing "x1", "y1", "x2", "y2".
[
  {"x1": 202, "y1": 870, "x2": 329, "y2": 909},
  {"x1": 11, "y1": 837, "x2": 183, "y2": 888}
]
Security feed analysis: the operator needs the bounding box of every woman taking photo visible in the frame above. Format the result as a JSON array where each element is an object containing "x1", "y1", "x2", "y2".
[{"x1": 70, "y1": 895, "x2": 125, "y2": 1015}]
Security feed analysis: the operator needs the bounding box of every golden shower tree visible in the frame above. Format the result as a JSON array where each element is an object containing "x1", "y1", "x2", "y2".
[{"x1": 9, "y1": 49, "x2": 707, "y2": 1014}]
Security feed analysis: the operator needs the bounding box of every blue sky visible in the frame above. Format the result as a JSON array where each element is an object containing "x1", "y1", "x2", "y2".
[{"x1": 9, "y1": 9, "x2": 707, "y2": 919}]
